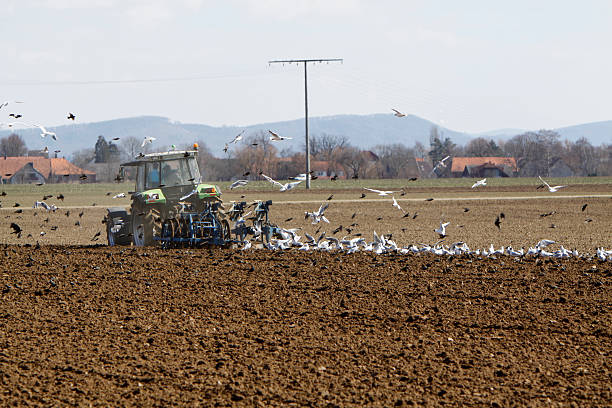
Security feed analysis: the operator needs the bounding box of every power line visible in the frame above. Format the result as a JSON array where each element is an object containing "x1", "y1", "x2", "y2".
[
  {"x1": 0, "y1": 70, "x2": 284, "y2": 86},
  {"x1": 268, "y1": 58, "x2": 343, "y2": 188}
]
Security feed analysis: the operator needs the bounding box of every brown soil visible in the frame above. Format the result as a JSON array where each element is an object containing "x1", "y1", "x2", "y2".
[{"x1": 0, "y1": 246, "x2": 610, "y2": 406}]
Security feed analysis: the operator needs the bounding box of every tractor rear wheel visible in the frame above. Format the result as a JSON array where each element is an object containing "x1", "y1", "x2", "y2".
[
  {"x1": 106, "y1": 208, "x2": 131, "y2": 246},
  {"x1": 132, "y1": 208, "x2": 161, "y2": 247}
]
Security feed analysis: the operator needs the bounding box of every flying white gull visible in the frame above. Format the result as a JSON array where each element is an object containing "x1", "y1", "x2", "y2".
[
  {"x1": 364, "y1": 187, "x2": 400, "y2": 196},
  {"x1": 392, "y1": 196, "x2": 404, "y2": 212},
  {"x1": 0, "y1": 101, "x2": 24, "y2": 110},
  {"x1": 268, "y1": 130, "x2": 292, "y2": 141},
  {"x1": 305, "y1": 203, "x2": 329, "y2": 224},
  {"x1": 33, "y1": 201, "x2": 57, "y2": 211},
  {"x1": 229, "y1": 180, "x2": 249, "y2": 189},
  {"x1": 112, "y1": 193, "x2": 126, "y2": 199},
  {"x1": 434, "y1": 221, "x2": 450, "y2": 238},
  {"x1": 538, "y1": 176, "x2": 567, "y2": 193},
  {"x1": 142, "y1": 136, "x2": 156, "y2": 147},
  {"x1": 261, "y1": 173, "x2": 301, "y2": 192},
  {"x1": 34, "y1": 124, "x2": 57, "y2": 140},
  {"x1": 431, "y1": 156, "x2": 451, "y2": 175},
  {"x1": 471, "y1": 178, "x2": 487, "y2": 188},
  {"x1": 229, "y1": 130, "x2": 244, "y2": 144}
]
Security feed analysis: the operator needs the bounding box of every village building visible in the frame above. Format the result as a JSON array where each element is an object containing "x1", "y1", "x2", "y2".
[
  {"x1": 450, "y1": 157, "x2": 518, "y2": 178},
  {"x1": 0, "y1": 157, "x2": 96, "y2": 184}
]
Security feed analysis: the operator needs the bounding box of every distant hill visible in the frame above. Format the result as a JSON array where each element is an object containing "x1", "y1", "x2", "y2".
[
  {"x1": 1, "y1": 114, "x2": 609, "y2": 158},
  {"x1": 554, "y1": 120, "x2": 612, "y2": 145},
  {"x1": 0, "y1": 114, "x2": 471, "y2": 158}
]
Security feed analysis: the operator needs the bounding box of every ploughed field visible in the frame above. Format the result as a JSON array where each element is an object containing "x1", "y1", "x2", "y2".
[{"x1": 0, "y1": 246, "x2": 610, "y2": 406}]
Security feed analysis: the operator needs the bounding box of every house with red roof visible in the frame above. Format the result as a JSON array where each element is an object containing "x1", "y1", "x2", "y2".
[
  {"x1": 451, "y1": 157, "x2": 518, "y2": 178},
  {"x1": 0, "y1": 157, "x2": 96, "y2": 184}
]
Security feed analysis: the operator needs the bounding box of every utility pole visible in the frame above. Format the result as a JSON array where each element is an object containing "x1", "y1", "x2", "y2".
[{"x1": 268, "y1": 58, "x2": 343, "y2": 189}]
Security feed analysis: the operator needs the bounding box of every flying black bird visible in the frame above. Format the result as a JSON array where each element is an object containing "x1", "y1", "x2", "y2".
[
  {"x1": 56, "y1": 194, "x2": 64, "y2": 201},
  {"x1": 332, "y1": 225, "x2": 343, "y2": 235},
  {"x1": 0, "y1": 191, "x2": 6, "y2": 196},
  {"x1": 403, "y1": 212, "x2": 411, "y2": 218},
  {"x1": 43, "y1": 194, "x2": 53, "y2": 200},
  {"x1": 425, "y1": 198, "x2": 434, "y2": 202},
  {"x1": 78, "y1": 211, "x2": 84, "y2": 218},
  {"x1": 67, "y1": 112, "x2": 76, "y2": 120},
  {"x1": 65, "y1": 210, "x2": 70, "y2": 217},
  {"x1": 376, "y1": 216, "x2": 383, "y2": 221},
  {"x1": 499, "y1": 212, "x2": 505, "y2": 219},
  {"x1": 351, "y1": 213, "x2": 356, "y2": 219},
  {"x1": 79, "y1": 175, "x2": 87, "y2": 180},
  {"x1": 14, "y1": 209, "x2": 22, "y2": 214},
  {"x1": 327, "y1": 194, "x2": 334, "y2": 201},
  {"x1": 112, "y1": 137, "x2": 120, "y2": 141},
  {"x1": 13, "y1": 203, "x2": 20, "y2": 207},
  {"x1": 9, "y1": 113, "x2": 22, "y2": 119},
  {"x1": 351, "y1": 174, "x2": 358, "y2": 179},
  {"x1": 360, "y1": 193, "x2": 366, "y2": 198},
  {"x1": 74, "y1": 221, "x2": 80, "y2": 226},
  {"x1": 91, "y1": 231, "x2": 101, "y2": 241},
  {"x1": 581, "y1": 203, "x2": 588, "y2": 212},
  {"x1": 242, "y1": 171, "x2": 250, "y2": 177},
  {"x1": 330, "y1": 175, "x2": 338, "y2": 181},
  {"x1": 412, "y1": 212, "x2": 418, "y2": 219},
  {"x1": 408, "y1": 177, "x2": 418, "y2": 181},
  {"x1": 311, "y1": 175, "x2": 318, "y2": 180},
  {"x1": 463, "y1": 207, "x2": 470, "y2": 212},
  {"x1": 285, "y1": 217, "x2": 293, "y2": 222},
  {"x1": 50, "y1": 226, "x2": 58, "y2": 231}
]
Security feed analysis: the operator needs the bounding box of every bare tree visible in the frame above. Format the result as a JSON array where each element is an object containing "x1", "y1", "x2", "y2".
[
  {"x1": 71, "y1": 148, "x2": 95, "y2": 170},
  {"x1": 372, "y1": 144, "x2": 416, "y2": 178},
  {"x1": 0, "y1": 133, "x2": 28, "y2": 157},
  {"x1": 120, "y1": 136, "x2": 143, "y2": 161},
  {"x1": 309, "y1": 133, "x2": 350, "y2": 161}
]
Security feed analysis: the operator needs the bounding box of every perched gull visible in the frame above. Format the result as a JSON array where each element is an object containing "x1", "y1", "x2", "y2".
[
  {"x1": 268, "y1": 130, "x2": 292, "y2": 141},
  {"x1": 229, "y1": 180, "x2": 249, "y2": 189},
  {"x1": 364, "y1": 187, "x2": 400, "y2": 196},
  {"x1": 471, "y1": 178, "x2": 487, "y2": 188},
  {"x1": 434, "y1": 221, "x2": 450, "y2": 238},
  {"x1": 391, "y1": 108, "x2": 406, "y2": 117},
  {"x1": 538, "y1": 176, "x2": 567, "y2": 193},
  {"x1": 536, "y1": 239, "x2": 555, "y2": 249},
  {"x1": 142, "y1": 136, "x2": 156, "y2": 147}
]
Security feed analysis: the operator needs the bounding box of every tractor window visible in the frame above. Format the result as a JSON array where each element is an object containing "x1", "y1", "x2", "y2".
[
  {"x1": 187, "y1": 157, "x2": 201, "y2": 183},
  {"x1": 145, "y1": 162, "x2": 161, "y2": 189},
  {"x1": 161, "y1": 159, "x2": 195, "y2": 186},
  {"x1": 136, "y1": 166, "x2": 145, "y2": 191}
]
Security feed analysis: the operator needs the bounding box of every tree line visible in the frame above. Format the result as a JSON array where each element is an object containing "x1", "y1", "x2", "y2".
[{"x1": 1, "y1": 127, "x2": 610, "y2": 181}]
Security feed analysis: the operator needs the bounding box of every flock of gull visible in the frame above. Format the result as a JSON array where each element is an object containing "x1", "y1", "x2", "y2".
[
  {"x1": 2, "y1": 103, "x2": 610, "y2": 261},
  {"x1": 254, "y1": 227, "x2": 612, "y2": 262}
]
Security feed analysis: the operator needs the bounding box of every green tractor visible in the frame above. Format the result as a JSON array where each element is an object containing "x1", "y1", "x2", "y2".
[{"x1": 105, "y1": 150, "x2": 228, "y2": 247}]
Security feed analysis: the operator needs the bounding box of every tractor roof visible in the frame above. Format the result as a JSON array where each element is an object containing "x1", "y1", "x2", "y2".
[{"x1": 121, "y1": 150, "x2": 198, "y2": 167}]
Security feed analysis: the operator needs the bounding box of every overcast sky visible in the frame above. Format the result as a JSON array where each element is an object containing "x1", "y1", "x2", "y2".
[{"x1": 1, "y1": 0, "x2": 611, "y2": 133}]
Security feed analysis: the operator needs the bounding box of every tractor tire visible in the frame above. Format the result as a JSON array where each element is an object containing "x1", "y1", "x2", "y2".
[
  {"x1": 132, "y1": 208, "x2": 161, "y2": 247},
  {"x1": 220, "y1": 219, "x2": 231, "y2": 242},
  {"x1": 105, "y1": 208, "x2": 131, "y2": 246}
]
